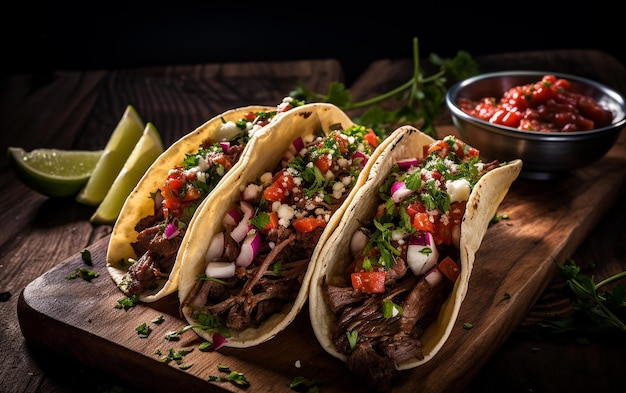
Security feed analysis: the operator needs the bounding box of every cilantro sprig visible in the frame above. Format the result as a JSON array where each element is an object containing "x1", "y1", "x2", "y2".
[
  {"x1": 559, "y1": 259, "x2": 626, "y2": 332},
  {"x1": 530, "y1": 259, "x2": 626, "y2": 335},
  {"x1": 290, "y1": 37, "x2": 479, "y2": 138}
]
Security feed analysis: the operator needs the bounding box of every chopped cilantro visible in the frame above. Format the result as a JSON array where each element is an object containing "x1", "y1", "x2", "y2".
[
  {"x1": 381, "y1": 300, "x2": 403, "y2": 319},
  {"x1": 114, "y1": 295, "x2": 139, "y2": 311},
  {"x1": 346, "y1": 330, "x2": 358, "y2": 350},
  {"x1": 66, "y1": 267, "x2": 99, "y2": 281},
  {"x1": 208, "y1": 365, "x2": 250, "y2": 387},
  {"x1": 287, "y1": 376, "x2": 322, "y2": 392},
  {"x1": 80, "y1": 249, "x2": 92, "y2": 265},
  {"x1": 136, "y1": 323, "x2": 152, "y2": 338}
]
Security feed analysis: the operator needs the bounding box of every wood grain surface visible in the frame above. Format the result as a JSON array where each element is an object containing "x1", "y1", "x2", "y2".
[{"x1": 3, "y1": 51, "x2": 626, "y2": 393}]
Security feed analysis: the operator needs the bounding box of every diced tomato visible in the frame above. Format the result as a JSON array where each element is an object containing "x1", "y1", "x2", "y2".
[
  {"x1": 264, "y1": 211, "x2": 279, "y2": 230},
  {"x1": 433, "y1": 202, "x2": 465, "y2": 246},
  {"x1": 181, "y1": 186, "x2": 202, "y2": 201},
  {"x1": 292, "y1": 216, "x2": 326, "y2": 233},
  {"x1": 163, "y1": 177, "x2": 185, "y2": 198},
  {"x1": 264, "y1": 183, "x2": 287, "y2": 202},
  {"x1": 211, "y1": 153, "x2": 232, "y2": 170},
  {"x1": 263, "y1": 170, "x2": 296, "y2": 203},
  {"x1": 374, "y1": 203, "x2": 386, "y2": 219},
  {"x1": 331, "y1": 130, "x2": 349, "y2": 154},
  {"x1": 243, "y1": 111, "x2": 257, "y2": 121},
  {"x1": 364, "y1": 128, "x2": 379, "y2": 147},
  {"x1": 405, "y1": 202, "x2": 423, "y2": 218},
  {"x1": 351, "y1": 271, "x2": 386, "y2": 293},
  {"x1": 315, "y1": 154, "x2": 333, "y2": 173},
  {"x1": 426, "y1": 140, "x2": 449, "y2": 157},
  {"x1": 438, "y1": 256, "x2": 460, "y2": 283},
  {"x1": 412, "y1": 211, "x2": 435, "y2": 233}
]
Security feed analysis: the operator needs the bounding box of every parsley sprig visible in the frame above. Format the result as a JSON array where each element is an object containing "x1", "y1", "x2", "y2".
[
  {"x1": 531, "y1": 259, "x2": 626, "y2": 335},
  {"x1": 559, "y1": 258, "x2": 626, "y2": 332},
  {"x1": 290, "y1": 37, "x2": 479, "y2": 138}
]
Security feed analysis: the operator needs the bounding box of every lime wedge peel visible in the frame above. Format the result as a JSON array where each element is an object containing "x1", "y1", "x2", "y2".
[
  {"x1": 75, "y1": 105, "x2": 145, "y2": 206},
  {"x1": 8, "y1": 148, "x2": 103, "y2": 198},
  {"x1": 90, "y1": 122, "x2": 165, "y2": 224}
]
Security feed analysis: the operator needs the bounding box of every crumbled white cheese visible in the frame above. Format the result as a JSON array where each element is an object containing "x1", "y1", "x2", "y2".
[{"x1": 446, "y1": 178, "x2": 471, "y2": 203}]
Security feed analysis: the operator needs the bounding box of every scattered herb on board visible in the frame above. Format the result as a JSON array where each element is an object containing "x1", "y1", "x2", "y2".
[
  {"x1": 136, "y1": 322, "x2": 152, "y2": 338},
  {"x1": 529, "y1": 259, "x2": 626, "y2": 336},
  {"x1": 80, "y1": 249, "x2": 93, "y2": 265},
  {"x1": 114, "y1": 295, "x2": 139, "y2": 310},
  {"x1": 66, "y1": 267, "x2": 99, "y2": 281},
  {"x1": 157, "y1": 347, "x2": 194, "y2": 370},
  {"x1": 290, "y1": 37, "x2": 479, "y2": 139},
  {"x1": 287, "y1": 376, "x2": 322, "y2": 392},
  {"x1": 151, "y1": 315, "x2": 165, "y2": 324},
  {"x1": 208, "y1": 365, "x2": 250, "y2": 387}
]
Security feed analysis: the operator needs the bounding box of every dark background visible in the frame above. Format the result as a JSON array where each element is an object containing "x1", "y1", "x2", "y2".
[{"x1": 3, "y1": 3, "x2": 619, "y2": 85}]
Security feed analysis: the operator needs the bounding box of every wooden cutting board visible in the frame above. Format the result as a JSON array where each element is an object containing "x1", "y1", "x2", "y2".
[{"x1": 17, "y1": 122, "x2": 626, "y2": 393}]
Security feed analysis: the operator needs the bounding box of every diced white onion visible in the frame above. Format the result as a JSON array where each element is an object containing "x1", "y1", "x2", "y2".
[
  {"x1": 407, "y1": 232, "x2": 439, "y2": 276},
  {"x1": 205, "y1": 232, "x2": 225, "y2": 263},
  {"x1": 205, "y1": 261, "x2": 236, "y2": 278},
  {"x1": 350, "y1": 229, "x2": 369, "y2": 257}
]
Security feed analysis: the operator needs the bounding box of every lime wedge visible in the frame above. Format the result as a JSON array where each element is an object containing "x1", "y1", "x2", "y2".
[
  {"x1": 90, "y1": 122, "x2": 165, "y2": 224},
  {"x1": 76, "y1": 105, "x2": 145, "y2": 206},
  {"x1": 8, "y1": 147, "x2": 103, "y2": 198}
]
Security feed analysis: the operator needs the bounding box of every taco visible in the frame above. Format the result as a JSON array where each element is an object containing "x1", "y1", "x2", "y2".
[
  {"x1": 107, "y1": 97, "x2": 305, "y2": 302},
  {"x1": 308, "y1": 127, "x2": 522, "y2": 392},
  {"x1": 177, "y1": 103, "x2": 386, "y2": 348}
]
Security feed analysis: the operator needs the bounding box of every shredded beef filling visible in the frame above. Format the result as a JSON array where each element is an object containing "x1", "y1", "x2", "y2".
[
  {"x1": 323, "y1": 256, "x2": 454, "y2": 392},
  {"x1": 123, "y1": 143, "x2": 246, "y2": 295}
]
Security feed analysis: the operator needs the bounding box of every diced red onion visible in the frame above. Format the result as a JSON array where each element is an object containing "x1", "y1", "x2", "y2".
[
  {"x1": 236, "y1": 230, "x2": 261, "y2": 267},
  {"x1": 164, "y1": 223, "x2": 179, "y2": 239},
  {"x1": 223, "y1": 208, "x2": 243, "y2": 227},
  {"x1": 205, "y1": 232, "x2": 225, "y2": 262},
  {"x1": 230, "y1": 200, "x2": 254, "y2": 243},
  {"x1": 205, "y1": 261, "x2": 236, "y2": 278},
  {"x1": 424, "y1": 266, "x2": 443, "y2": 286},
  {"x1": 397, "y1": 158, "x2": 419, "y2": 170},
  {"x1": 350, "y1": 228, "x2": 369, "y2": 257},
  {"x1": 292, "y1": 136, "x2": 304, "y2": 152},
  {"x1": 409, "y1": 232, "x2": 424, "y2": 246},
  {"x1": 391, "y1": 181, "x2": 413, "y2": 203},
  {"x1": 351, "y1": 151, "x2": 368, "y2": 166},
  {"x1": 219, "y1": 141, "x2": 230, "y2": 154},
  {"x1": 212, "y1": 333, "x2": 228, "y2": 350},
  {"x1": 407, "y1": 232, "x2": 439, "y2": 276}
]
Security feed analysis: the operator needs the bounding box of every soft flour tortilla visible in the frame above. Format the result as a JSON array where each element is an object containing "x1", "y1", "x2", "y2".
[
  {"x1": 107, "y1": 105, "x2": 274, "y2": 302},
  {"x1": 308, "y1": 126, "x2": 523, "y2": 369},
  {"x1": 177, "y1": 103, "x2": 389, "y2": 348}
]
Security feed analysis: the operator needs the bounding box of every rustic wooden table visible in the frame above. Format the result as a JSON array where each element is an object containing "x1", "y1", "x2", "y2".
[{"x1": 1, "y1": 50, "x2": 625, "y2": 393}]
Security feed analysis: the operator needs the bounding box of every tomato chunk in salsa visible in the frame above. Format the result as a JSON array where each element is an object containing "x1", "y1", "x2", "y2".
[{"x1": 457, "y1": 74, "x2": 613, "y2": 132}]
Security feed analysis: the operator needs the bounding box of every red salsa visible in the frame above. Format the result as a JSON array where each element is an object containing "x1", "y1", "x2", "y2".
[{"x1": 458, "y1": 74, "x2": 613, "y2": 132}]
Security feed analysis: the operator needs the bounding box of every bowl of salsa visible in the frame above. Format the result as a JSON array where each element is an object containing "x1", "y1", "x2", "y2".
[{"x1": 445, "y1": 71, "x2": 626, "y2": 180}]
